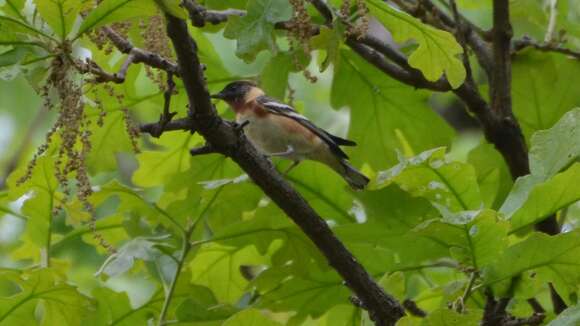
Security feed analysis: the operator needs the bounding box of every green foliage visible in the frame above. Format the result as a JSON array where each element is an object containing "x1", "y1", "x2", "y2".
[
  {"x1": 34, "y1": 0, "x2": 80, "y2": 40},
  {"x1": 224, "y1": 0, "x2": 292, "y2": 61},
  {"x1": 332, "y1": 50, "x2": 454, "y2": 168},
  {"x1": 0, "y1": 0, "x2": 579, "y2": 325},
  {"x1": 77, "y1": 0, "x2": 157, "y2": 37},
  {"x1": 367, "y1": 0, "x2": 466, "y2": 88}
]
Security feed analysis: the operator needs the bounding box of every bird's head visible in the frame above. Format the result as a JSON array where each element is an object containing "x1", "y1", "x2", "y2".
[{"x1": 211, "y1": 80, "x2": 262, "y2": 104}]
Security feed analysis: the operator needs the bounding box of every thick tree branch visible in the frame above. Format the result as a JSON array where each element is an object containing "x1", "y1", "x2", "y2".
[
  {"x1": 491, "y1": 0, "x2": 513, "y2": 117},
  {"x1": 164, "y1": 14, "x2": 404, "y2": 325}
]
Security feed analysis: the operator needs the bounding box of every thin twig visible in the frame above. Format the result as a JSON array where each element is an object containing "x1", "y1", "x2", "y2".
[
  {"x1": 545, "y1": 0, "x2": 558, "y2": 43},
  {"x1": 157, "y1": 218, "x2": 196, "y2": 325},
  {"x1": 513, "y1": 36, "x2": 580, "y2": 60},
  {"x1": 101, "y1": 26, "x2": 180, "y2": 76}
]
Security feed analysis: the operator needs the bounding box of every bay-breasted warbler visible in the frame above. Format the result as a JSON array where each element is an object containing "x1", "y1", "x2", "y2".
[{"x1": 211, "y1": 80, "x2": 369, "y2": 190}]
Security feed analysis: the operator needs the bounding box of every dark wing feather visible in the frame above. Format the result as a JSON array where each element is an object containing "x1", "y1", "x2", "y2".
[{"x1": 256, "y1": 96, "x2": 354, "y2": 159}]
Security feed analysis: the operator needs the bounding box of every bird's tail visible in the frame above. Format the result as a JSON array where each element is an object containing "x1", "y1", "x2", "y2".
[{"x1": 338, "y1": 160, "x2": 369, "y2": 190}]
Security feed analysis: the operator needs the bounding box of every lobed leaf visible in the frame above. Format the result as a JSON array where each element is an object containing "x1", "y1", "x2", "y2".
[
  {"x1": 367, "y1": 0, "x2": 466, "y2": 88},
  {"x1": 223, "y1": 0, "x2": 292, "y2": 61}
]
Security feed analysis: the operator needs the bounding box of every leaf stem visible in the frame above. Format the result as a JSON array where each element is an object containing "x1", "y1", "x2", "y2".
[
  {"x1": 157, "y1": 224, "x2": 194, "y2": 326},
  {"x1": 156, "y1": 188, "x2": 223, "y2": 325}
]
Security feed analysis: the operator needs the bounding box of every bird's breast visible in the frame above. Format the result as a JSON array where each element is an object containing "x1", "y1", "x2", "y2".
[{"x1": 236, "y1": 111, "x2": 323, "y2": 161}]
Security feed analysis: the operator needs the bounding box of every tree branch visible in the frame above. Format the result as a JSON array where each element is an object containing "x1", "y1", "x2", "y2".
[
  {"x1": 101, "y1": 26, "x2": 180, "y2": 76},
  {"x1": 513, "y1": 36, "x2": 580, "y2": 60},
  {"x1": 164, "y1": 14, "x2": 404, "y2": 325}
]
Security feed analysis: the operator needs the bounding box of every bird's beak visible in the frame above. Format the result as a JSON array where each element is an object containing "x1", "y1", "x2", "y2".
[{"x1": 210, "y1": 92, "x2": 225, "y2": 100}]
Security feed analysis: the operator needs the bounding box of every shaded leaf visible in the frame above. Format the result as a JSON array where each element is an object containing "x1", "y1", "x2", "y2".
[
  {"x1": 512, "y1": 53, "x2": 580, "y2": 140},
  {"x1": 332, "y1": 50, "x2": 453, "y2": 169},
  {"x1": 467, "y1": 143, "x2": 512, "y2": 209},
  {"x1": 484, "y1": 230, "x2": 580, "y2": 298},
  {"x1": 96, "y1": 235, "x2": 171, "y2": 277},
  {"x1": 223, "y1": 0, "x2": 292, "y2": 61},
  {"x1": 223, "y1": 308, "x2": 283, "y2": 326},
  {"x1": 189, "y1": 243, "x2": 268, "y2": 303}
]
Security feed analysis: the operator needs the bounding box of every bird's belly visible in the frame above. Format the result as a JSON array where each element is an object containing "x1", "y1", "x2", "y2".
[{"x1": 237, "y1": 114, "x2": 319, "y2": 161}]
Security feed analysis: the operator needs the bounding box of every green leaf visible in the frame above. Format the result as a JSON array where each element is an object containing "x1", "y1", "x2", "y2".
[
  {"x1": 0, "y1": 15, "x2": 53, "y2": 44},
  {"x1": 500, "y1": 109, "x2": 580, "y2": 230},
  {"x1": 223, "y1": 0, "x2": 292, "y2": 61},
  {"x1": 367, "y1": 0, "x2": 466, "y2": 88},
  {"x1": 132, "y1": 132, "x2": 200, "y2": 188},
  {"x1": 260, "y1": 52, "x2": 292, "y2": 99},
  {"x1": 6, "y1": 156, "x2": 59, "y2": 258},
  {"x1": 332, "y1": 50, "x2": 454, "y2": 169},
  {"x1": 1, "y1": 0, "x2": 27, "y2": 21},
  {"x1": 77, "y1": 0, "x2": 157, "y2": 37},
  {"x1": 87, "y1": 111, "x2": 134, "y2": 173},
  {"x1": 223, "y1": 309, "x2": 283, "y2": 326},
  {"x1": 415, "y1": 210, "x2": 509, "y2": 269},
  {"x1": 467, "y1": 143, "x2": 512, "y2": 209},
  {"x1": 0, "y1": 269, "x2": 91, "y2": 325},
  {"x1": 310, "y1": 25, "x2": 342, "y2": 72},
  {"x1": 376, "y1": 148, "x2": 482, "y2": 212},
  {"x1": 356, "y1": 184, "x2": 437, "y2": 229},
  {"x1": 547, "y1": 304, "x2": 580, "y2": 326},
  {"x1": 207, "y1": 203, "x2": 324, "y2": 273},
  {"x1": 189, "y1": 243, "x2": 268, "y2": 303},
  {"x1": 176, "y1": 288, "x2": 238, "y2": 322},
  {"x1": 96, "y1": 235, "x2": 171, "y2": 277},
  {"x1": 335, "y1": 222, "x2": 449, "y2": 273},
  {"x1": 508, "y1": 164, "x2": 580, "y2": 233},
  {"x1": 512, "y1": 53, "x2": 580, "y2": 140},
  {"x1": 484, "y1": 230, "x2": 580, "y2": 298},
  {"x1": 34, "y1": 0, "x2": 80, "y2": 40},
  {"x1": 254, "y1": 265, "x2": 349, "y2": 320},
  {"x1": 421, "y1": 308, "x2": 482, "y2": 325},
  {"x1": 529, "y1": 108, "x2": 580, "y2": 178}
]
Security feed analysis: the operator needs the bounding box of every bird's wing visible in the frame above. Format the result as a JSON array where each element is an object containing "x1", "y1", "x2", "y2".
[{"x1": 256, "y1": 96, "x2": 355, "y2": 159}]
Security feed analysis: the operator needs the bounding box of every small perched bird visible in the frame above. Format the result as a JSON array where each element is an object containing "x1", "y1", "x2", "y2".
[{"x1": 211, "y1": 81, "x2": 369, "y2": 190}]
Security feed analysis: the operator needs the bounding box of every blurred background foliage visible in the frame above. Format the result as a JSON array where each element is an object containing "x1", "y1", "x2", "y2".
[{"x1": 0, "y1": 0, "x2": 579, "y2": 325}]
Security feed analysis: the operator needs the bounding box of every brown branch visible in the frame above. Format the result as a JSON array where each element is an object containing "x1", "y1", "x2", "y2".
[
  {"x1": 513, "y1": 36, "x2": 580, "y2": 60},
  {"x1": 527, "y1": 298, "x2": 545, "y2": 314},
  {"x1": 140, "y1": 117, "x2": 194, "y2": 135},
  {"x1": 403, "y1": 299, "x2": 427, "y2": 317},
  {"x1": 346, "y1": 39, "x2": 450, "y2": 91},
  {"x1": 101, "y1": 26, "x2": 180, "y2": 76},
  {"x1": 397, "y1": 0, "x2": 493, "y2": 74},
  {"x1": 307, "y1": 0, "x2": 333, "y2": 25},
  {"x1": 182, "y1": 0, "x2": 245, "y2": 27},
  {"x1": 164, "y1": 14, "x2": 405, "y2": 326}
]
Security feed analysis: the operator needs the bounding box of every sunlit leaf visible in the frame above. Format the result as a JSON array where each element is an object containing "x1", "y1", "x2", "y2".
[
  {"x1": 376, "y1": 147, "x2": 482, "y2": 212},
  {"x1": 0, "y1": 269, "x2": 92, "y2": 325},
  {"x1": 367, "y1": 0, "x2": 466, "y2": 88},
  {"x1": 77, "y1": 0, "x2": 157, "y2": 37},
  {"x1": 33, "y1": 0, "x2": 81, "y2": 40}
]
